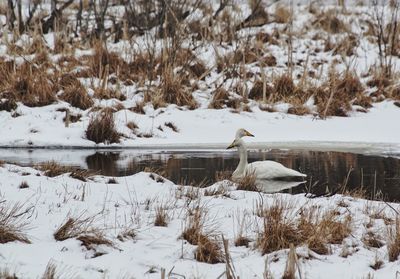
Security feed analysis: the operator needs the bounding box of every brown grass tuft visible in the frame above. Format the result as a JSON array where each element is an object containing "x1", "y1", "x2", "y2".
[
  {"x1": 236, "y1": 173, "x2": 259, "y2": 191},
  {"x1": 194, "y1": 235, "x2": 224, "y2": 264},
  {"x1": 54, "y1": 215, "x2": 111, "y2": 251},
  {"x1": 0, "y1": 202, "x2": 31, "y2": 244},
  {"x1": 41, "y1": 261, "x2": 57, "y2": 279},
  {"x1": 0, "y1": 98, "x2": 17, "y2": 112},
  {"x1": 208, "y1": 88, "x2": 240, "y2": 109},
  {"x1": 77, "y1": 234, "x2": 113, "y2": 251},
  {"x1": 256, "y1": 201, "x2": 352, "y2": 255},
  {"x1": 37, "y1": 161, "x2": 75, "y2": 177},
  {"x1": 256, "y1": 200, "x2": 299, "y2": 255},
  {"x1": 249, "y1": 80, "x2": 273, "y2": 100},
  {"x1": 273, "y1": 74, "x2": 295, "y2": 97},
  {"x1": 164, "y1": 122, "x2": 179, "y2": 132},
  {"x1": 275, "y1": 5, "x2": 291, "y2": 24},
  {"x1": 287, "y1": 105, "x2": 310, "y2": 116},
  {"x1": 156, "y1": 68, "x2": 197, "y2": 109},
  {"x1": 0, "y1": 268, "x2": 18, "y2": 279},
  {"x1": 154, "y1": 206, "x2": 169, "y2": 227},
  {"x1": 234, "y1": 235, "x2": 250, "y2": 247},
  {"x1": 85, "y1": 110, "x2": 120, "y2": 144},
  {"x1": 19, "y1": 181, "x2": 29, "y2": 189},
  {"x1": 387, "y1": 218, "x2": 400, "y2": 262},
  {"x1": 61, "y1": 82, "x2": 93, "y2": 110}
]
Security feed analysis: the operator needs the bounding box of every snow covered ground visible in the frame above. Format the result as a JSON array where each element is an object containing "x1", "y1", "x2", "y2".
[
  {"x1": 1, "y1": 100, "x2": 400, "y2": 152},
  {"x1": 0, "y1": 163, "x2": 399, "y2": 279}
]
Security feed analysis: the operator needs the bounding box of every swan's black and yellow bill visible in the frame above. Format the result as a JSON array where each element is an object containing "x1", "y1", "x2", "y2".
[
  {"x1": 226, "y1": 141, "x2": 236, "y2": 149},
  {"x1": 244, "y1": 129, "x2": 254, "y2": 137}
]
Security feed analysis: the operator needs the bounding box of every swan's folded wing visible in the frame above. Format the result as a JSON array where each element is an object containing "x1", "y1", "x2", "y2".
[{"x1": 247, "y1": 161, "x2": 306, "y2": 179}]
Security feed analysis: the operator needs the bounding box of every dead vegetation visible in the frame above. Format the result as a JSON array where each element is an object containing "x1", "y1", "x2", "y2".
[
  {"x1": 387, "y1": 218, "x2": 400, "y2": 262},
  {"x1": 181, "y1": 205, "x2": 224, "y2": 264},
  {"x1": 154, "y1": 206, "x2": 169, "y2": 227},
  {"x1": 54, "y1": 215, "x2": 112, "y2": 252},
  {"x1": 85, "y1": 109, "x2": 120, "y2": 144},
  {"x1": 256, "y1": 199, "x2": 352, "y2": 255},
  {"x1": 0, "y1": 202, "x2": 31, "y2": 244},
  {"x1": 36, "y1": 161, "x2": 75, "y2": 177}
]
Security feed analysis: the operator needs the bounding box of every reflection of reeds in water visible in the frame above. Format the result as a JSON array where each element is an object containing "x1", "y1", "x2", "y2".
[{"x1": 81, "y1": 150, "x2": 400, "y2": 201}]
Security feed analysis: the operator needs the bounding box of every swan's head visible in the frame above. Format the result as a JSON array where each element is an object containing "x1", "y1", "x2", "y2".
[{"x1": 235, "y1": 128, "x2": 254, "y2": 139}]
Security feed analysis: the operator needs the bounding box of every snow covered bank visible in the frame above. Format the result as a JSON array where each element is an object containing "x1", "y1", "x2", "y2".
[
  {"x1": 0, "y1": 163, "x2": 399, "y2": 278},
  {"x1": 1, "y1": 100, "x2": 400, "y2": 153}
]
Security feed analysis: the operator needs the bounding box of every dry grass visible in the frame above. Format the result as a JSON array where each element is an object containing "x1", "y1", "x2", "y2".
[
  {"x1": 85, "y1": 110, "x2": 120, "y2": 144},
  {"x1": 0, "y1": 98, "x2": 17, "y2": 112},
  {"x1": 19, "y1": 181, "x2": 29, "y2": 189},
  {"x1": 287, "y1": 105, "x2": 310, "y2": 116},
  {"x1": 41, "y1": 261, "x2": 58, "y2": 279},
  {"x1": 0, "y1": 202, "x2": 31, "y2": 244},
  {"x1": 236, "y1": 173, "x2": 259, "y2": 191},
  {"x1": 256, "y1": 199, "x2": 299, "y2": 254},
  {"x1": 164, "y1": 122, "x2": 179, "y2": 132},
  {"x1": 181, "y1": 205, "x2": 224, "y2": 264},
  {"x1": 275, "y1": 5, "x2": 291, "y2": 24},
  {"x1": 117, "y1": 228, "x2": 136, "y2": 242},
  {"x1": 208, "y1": 87, "x2": 240, "y2": 110},
  {"x1": 156, "y1": 68, "x2": 197, "y2": 109},
  {"x1": 154, "y1": 206, "x2": 169, "y2": 227},
  {"x1": 387, "y1": 218, "x2": 400, "y2": 262},
  {"x1": 194, "y1": 235, "x2": 224, "y2": 264},
  {"x1": 314, "y1": 72, "x2": 365, "y2": 117},
  {"x1": 248, "y1": 80, "x2": 273, "y2": 100},
  {"x1": 54, "y1": 214, "x2": 112, "y2": 251},
  {"x1": 0, "y1": 62, "x2": 57, "y2": 107},
  {"x1": 256, "y1": 200, "x2": 352, "y2": 255},
  {"x1": 60, "y1": 82, "x2": 93, "y2": 110},
  {"x1": 0, "y1": 268, "x2": 18, "y2": 279},
  {"x1": 37, "y1": 161, "x2": 75, "y2": 177}
]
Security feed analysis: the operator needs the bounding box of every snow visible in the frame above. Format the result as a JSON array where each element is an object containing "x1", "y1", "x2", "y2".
[
  {"x1": 0, "y1": 163, "x2": 399, "y2": 278},
  {"x1": 1, "y1": 100, "x2": 400, "y2": 155}
]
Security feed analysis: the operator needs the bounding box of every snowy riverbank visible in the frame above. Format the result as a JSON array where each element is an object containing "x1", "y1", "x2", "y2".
[{"x1": 1, "y1": 163, "x2": 399, "y2": 278}]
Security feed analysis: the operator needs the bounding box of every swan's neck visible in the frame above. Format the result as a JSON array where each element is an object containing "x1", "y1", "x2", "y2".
[{"x1": 234, "y1": 140, "x2": 248, "y2": 177}]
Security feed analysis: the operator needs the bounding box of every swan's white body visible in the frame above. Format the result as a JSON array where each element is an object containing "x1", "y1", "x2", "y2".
[{"x1": 228, "y1": 129, "x2": 306, "y2": 180}]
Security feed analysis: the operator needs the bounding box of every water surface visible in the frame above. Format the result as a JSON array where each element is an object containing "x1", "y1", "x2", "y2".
[{"x1": 1, "y1": 148, "x2": 400, "y2": 201}]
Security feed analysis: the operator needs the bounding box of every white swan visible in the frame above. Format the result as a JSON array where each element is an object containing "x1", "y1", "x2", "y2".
[{"x1": 227, "y1": 129, "x2": 306, "y2": 180}]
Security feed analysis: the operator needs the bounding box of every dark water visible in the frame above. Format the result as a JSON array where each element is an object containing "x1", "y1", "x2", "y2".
[{"x1": 1, "y1": 149, "x2": 400, "y2": 201}]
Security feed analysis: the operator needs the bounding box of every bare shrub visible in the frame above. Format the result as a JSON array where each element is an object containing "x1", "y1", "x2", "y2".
[
  {"x1": 0, "y1": 202, "x2": 31, "y2": 244},
  {"x1": 85, "y1": 110, "x2": 120, "y2": 144}
]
